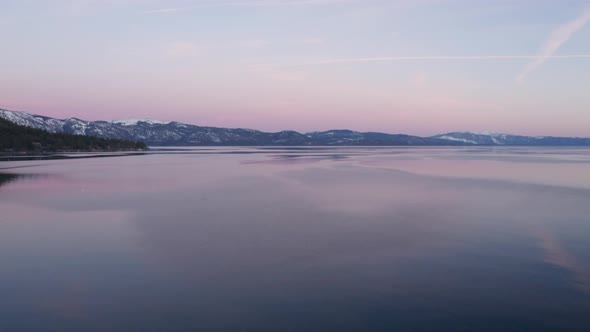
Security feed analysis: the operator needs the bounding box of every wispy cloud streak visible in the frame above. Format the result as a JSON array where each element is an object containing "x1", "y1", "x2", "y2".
[
  {"x1": 253, "y1": 54, "x2": 590, "y2": 68},
  {"x1": 517, "y1": 7, "x2": 590, "y2": 83},
  {"x1": 142, "y1": 0, "x2": 356, "y2": 14},
  {"x1": 143, "y1": 7, "x2": 190, "y2": 14}
]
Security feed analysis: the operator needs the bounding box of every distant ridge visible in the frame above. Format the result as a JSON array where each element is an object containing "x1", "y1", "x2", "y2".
[
  {"x1": 431, "y1": 132, "x2": 590, "y2": 146},
  {"x1": 1, "y1": 108, "x2": 589, "y2": 146},
  {"x1": 0, "y1": 116, "x2": 147, "y2": 152}
]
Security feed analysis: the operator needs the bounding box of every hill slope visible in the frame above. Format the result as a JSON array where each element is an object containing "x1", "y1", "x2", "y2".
[
  {"x1": 2, "y1": 108, "x2": 589, "y2": 146},
  {"x1": 0, "y1": 109, "x2": 461, "y2": 146},
  {"x1": 0, "y1": 117, "x2": 147, "y2": 152},
  {"x1": 431, "y1": 132, "x2": 590, "y2": 146}
]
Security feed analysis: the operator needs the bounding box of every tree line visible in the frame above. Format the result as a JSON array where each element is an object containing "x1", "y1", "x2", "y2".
[{"x1": 0, "y1": 117, "x2": 147, "y2": 152}]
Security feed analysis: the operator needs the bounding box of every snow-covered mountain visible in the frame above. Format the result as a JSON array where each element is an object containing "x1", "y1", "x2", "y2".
[
  {"x1": 1, "y1": 109, "x2": 589, "y2": 146},
  {"x1": 0, "y1": 109, "x2": 294, "y2": 145},
  {"x1": 432, "y1": 131, "x2": 590, "y2": 146},
  {"x1": 0, "y1": 109, "x2": 458, "y2": 146}
]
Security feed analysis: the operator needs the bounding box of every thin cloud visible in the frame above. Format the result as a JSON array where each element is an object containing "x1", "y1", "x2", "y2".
[
  {"x1": 517, "y1": 7, "x2": 590, "y2": 83},
  {"x1": 297, "y1": 38, "x2": 326, "y2": 45},
  {"x1": 142, "y1": 0, "x2": 356, "y2": 14},
  {"x1": 253, "y1": 54, "x2": 590, "y2": 68},
  {"x1": 143, "y1": 7, "x2": 190, "y2": 14}
]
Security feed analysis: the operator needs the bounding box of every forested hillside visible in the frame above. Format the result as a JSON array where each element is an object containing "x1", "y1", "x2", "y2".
[{"x1": 0, "y1": 117, "x2": 147, "y2": 152}]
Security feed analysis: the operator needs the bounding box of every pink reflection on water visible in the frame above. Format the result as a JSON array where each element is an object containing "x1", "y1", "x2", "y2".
[
  {"x1": 360, "y1": 156, "x2": 590, "y2": 189},
  {"x1": 532, "y1": 227, "x2": 590, "y2": 292}
]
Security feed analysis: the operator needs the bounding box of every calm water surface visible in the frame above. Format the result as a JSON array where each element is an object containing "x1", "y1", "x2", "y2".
[{"x1": 1, "y1": 147, "x2": 590, "y2": 331}]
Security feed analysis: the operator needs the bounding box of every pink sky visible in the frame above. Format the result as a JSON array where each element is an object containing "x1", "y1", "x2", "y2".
[{"x1": 1, "y1": 0, "x2": 589, "y2": 136}]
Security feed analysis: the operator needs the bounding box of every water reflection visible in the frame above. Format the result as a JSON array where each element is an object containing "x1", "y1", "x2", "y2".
[
  {"x1": 0, "y1": 173, "x2": 21, "y2": 187},
  {"x1": 1, "y1": 148, "x2": 590, "y2": 331},
  {"x1": 241, "y1": 154, "x2": 351, "y2": 165},
  {"x1": 0, "y1": 173, "x2": 47, "y2": 189},
  {"x1": 533, "y1": 227, "x2": 590, "y2": 292}
]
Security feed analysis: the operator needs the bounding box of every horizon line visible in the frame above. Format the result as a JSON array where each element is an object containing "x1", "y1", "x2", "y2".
[{"x1": 2, "y1": 107, "x2": 589, "y2": 139}]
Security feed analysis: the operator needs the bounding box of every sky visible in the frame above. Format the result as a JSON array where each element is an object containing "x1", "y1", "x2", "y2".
[{"x1": 1, "y1": 0, "x2": 590, "y2": 136}]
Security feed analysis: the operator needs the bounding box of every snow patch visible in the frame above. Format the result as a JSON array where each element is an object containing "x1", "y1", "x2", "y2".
[
  {"x1": 111, "y1": 119, "x2": 171, "y2": 126},
  {"x1": 437, "y1": 135, "x2": 477, "y2": 144},
  {"x1": 491, "y1": 137, "x2": 503, "y2": 145}
]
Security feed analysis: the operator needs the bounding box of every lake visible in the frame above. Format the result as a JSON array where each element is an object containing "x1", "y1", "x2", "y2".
[{"x1": 1, "y1": 147, "x2": 590, "y2": 331}]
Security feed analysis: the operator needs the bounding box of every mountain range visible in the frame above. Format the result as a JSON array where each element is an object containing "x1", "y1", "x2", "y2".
[
  {"x1": 0, "y1": 116, "x2": 146, "y2": 152},
  {"x1": 1, "y1": 108, "x2": 589, "y2": 146}
]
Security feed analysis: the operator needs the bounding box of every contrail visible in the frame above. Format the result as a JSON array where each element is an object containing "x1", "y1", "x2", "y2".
[
  {"x1": 517, "y1": 7, "x2": 590, "y2": 83},
  {"x1": 142, "y1": 0, "x2": 356, "y2": 14},
  {"x1": 252, "y1": 54, "x2": 590, "y2": 68}
]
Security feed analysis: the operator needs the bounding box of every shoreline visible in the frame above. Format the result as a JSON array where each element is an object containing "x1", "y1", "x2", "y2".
[{"x1": 0, "y1": 151, "x2": 148, "y2": 162}]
